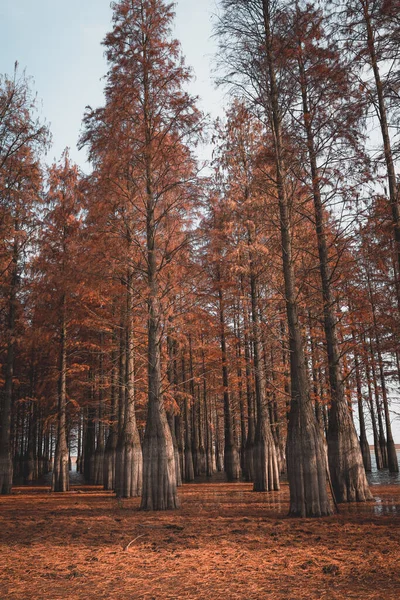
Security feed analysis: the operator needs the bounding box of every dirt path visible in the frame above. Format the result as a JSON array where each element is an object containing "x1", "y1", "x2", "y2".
[{"x1": 1, "y1": 481, "x2": 399, "y2": 599}]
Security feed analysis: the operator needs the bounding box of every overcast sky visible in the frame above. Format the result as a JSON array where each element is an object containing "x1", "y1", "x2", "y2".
[{"x1": 0, "y1": 0, "x2": 224, "y2": 170}]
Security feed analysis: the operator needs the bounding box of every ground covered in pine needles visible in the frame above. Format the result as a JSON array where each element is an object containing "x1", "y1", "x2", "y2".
[{"x1": 1, "y1": 479, "x2": 400, "y2": 600}]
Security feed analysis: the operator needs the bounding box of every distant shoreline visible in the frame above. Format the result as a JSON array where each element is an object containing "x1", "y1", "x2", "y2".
[{"x1": 369, "y1": 445, "x2": 400, "y2": 449}]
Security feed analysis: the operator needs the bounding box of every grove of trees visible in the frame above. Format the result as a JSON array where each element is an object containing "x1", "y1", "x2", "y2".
[{"x1": 0, "y1": 0, "x2": 399, "y2": 517}]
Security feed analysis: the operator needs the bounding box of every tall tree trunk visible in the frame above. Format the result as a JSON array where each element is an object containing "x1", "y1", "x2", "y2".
[
  {"x1": 24, "y1": 350, "x2": 37, "y2": 483},
  {"x1": 52, "y1": 297, "x2": 70, "y2": 492},
  {"x1": 104, "y1": 340, "x2": 118, "y2": 490},
  {"x1": 361, "y1": 0, "x2": 400, "y2": 285},
  {"x1": 94, "y1": 336, "x2": 105, "y2": 485},
  {"x1": 249, "y1": 250, "x2": 279, "y2": 492},
  {"x1": 201, "y1": 345, "x2": 214, "y2": 477},
  {"x1": 115, "y1": 274, "x2": 142, "y2": 498},
  {"x1": 167, "y1": 332, "x2": 182, "y2": 487},
  {"x1": 297, "y1": 43, "x2": 371, "y2": 502},
  {"x1": 363, "y1": 335, "x2": 383, "y2": 469},
  {"x1": 367, "y1": 271, "x2": 398, "y2": 472},
  {"x1": 182, "y1": 354, "x2": 194, "y2": 482},
  {"x1": 140, "y1": 166, "x2": 178, "y2": 509},
  {"x1": 369, "y1": 339, "x2": 388, "y2": 468},
  {"x1": 217, "y1": 279, "x2": 240, "y2": 482},
  {"x1": 352, "y1": 331, "x2": 371, "y2": 471},
  {"x1": 242, "y1": 286, "x2": 256, "y2": 481},
  {"x1": 262, "y1": 0, "x2": 332, "y2": 516},
  {"x1": 189, "y1": 337, "x2": 201, "y2": 476},
  {"x1": 234, "y1": 311, "x2": 247, "y2": 475},
  {"x1": 0, "y1": 233, "x2": 18, "y2": 494}
]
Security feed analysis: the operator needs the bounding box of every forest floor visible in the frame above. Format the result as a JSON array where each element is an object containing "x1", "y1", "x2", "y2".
[{"x1": 1, "y1": 478, "x2": 400, "y2": 600}]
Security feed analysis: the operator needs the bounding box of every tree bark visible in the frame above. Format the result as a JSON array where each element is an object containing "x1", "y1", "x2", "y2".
[
  {"x1": 0, "y1": 232, "x2": 18, "y2": 494},
  {"x1": 361, "y1": 0, "x2": 400, "y2": 286},
  {"x1": 249, "y1": 247, "x2": 279, "y2": 492},
  {"x1": 262, "y1": 0, "x2": 332, "y2": 516},
  {"x1": 368, "y1": 271, "x2": 398, "y2": 472},
  {"x1": 52, "y1": 296, "x2": 70, "y2": 492},
  {"x1": 115, "y1": 275, "x2": 143, "y2": 498},
  {"x1": 297, "y1": 39, "x2": 372, "y2": 502},
  {"x1": 352, "y1": 331, "x2": 371, "y2": 472},
  {"x1": 104, "y1": 342, "x2": 118, "y2": 490},
  {"x1": 218, "y1": 280, "x2": 241, "y2": 482},
  {"x1": 140, "y1": 151, "x2": 178, "y2": 509}
]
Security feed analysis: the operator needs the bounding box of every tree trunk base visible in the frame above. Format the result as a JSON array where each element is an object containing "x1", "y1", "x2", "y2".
[
  {"x1": 287, "y1": 407, "x2": 333, "y2": 518},
  {"x1": 387, "y1": 439, "x2": 399, "y2": 473},
  {"x1": 360, "y1": 437, "x2": 372, "y2": 472},
  {"x1": 0, "y1": 454, "x2": 13, "y2": 495},
  {"x1": 115, "y1": 433, "x2": 142, "y2": 498},
  {"x1": 184, "y1": 448, "x2": 194, "y2": 482},
  {"x1": 140, "y1": 409, "x2": 179, "y2": 511},
  {"x1": 253, "y1": 433, "x2": 280, "y2": 492},
  {"x1": 103, "y1": 434, "x2": 117, "y2": 491},
  {"x1": 224, "y1": 444, "x2": 241, "y2": 482},
  {"x1": 52, "y1": 448, "x2": 69, "y2": 492},
  {"x1": 328, "y1": 410, "x2": 373, "y2": 503}
]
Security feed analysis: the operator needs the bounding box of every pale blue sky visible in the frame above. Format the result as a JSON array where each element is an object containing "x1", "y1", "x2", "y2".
[{"x1": 0, "y1": 0, "x2": 223, "y2": 169}]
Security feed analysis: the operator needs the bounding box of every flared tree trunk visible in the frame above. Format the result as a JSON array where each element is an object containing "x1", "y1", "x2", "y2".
[
  {"x1": 261, "y1": 0, "x2": 332, "y2": 516},
  {"x1": 140, "y1": 291, "x2": 178, "y2": 509},
  {"x1": 115, "y1": 275, "x2": 142, "y2": 498},
  {"x1": 297, "y1": 48, "x2": 372, "y2": 503},
  {"x1": 52, "y1": 299, "x2": 69, "y2": 492},
  {"x1": 140, "y1": 163, "x2": 178, "y2": 509},
  {"x1": 249, "y1": 253, "x2": 279, "y2": 492}
]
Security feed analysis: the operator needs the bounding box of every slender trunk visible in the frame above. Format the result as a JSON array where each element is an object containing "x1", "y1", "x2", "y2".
[
  {"x1": 368, "y1": 271, "x2": 398, "y2": 471},
  {"x1": 140, "y1": 124, "x2": 178, "y2": 508},
  {"x1": 352, "y1": 330, "x2": 371, "y2": 471},
  {"x1": 167, "y1": 331, "x2": 182, "y2": 487},
  {"x1": 361, "y1": 0, "x2": 400, "y2": 283},
  {"x1": 0, "y1": 232, "x2": 18, "y2": 494},
  {"x1": 234, "y1": 311, "x2": 247, "y2": 474},
  {"x1": 262, "y1": 0, "x2": 332, "y2": 516},
  {"x1": 242, "y1": 286, "x2": 256, "y2": 481},
  {"x1": 115, "y1": 274, "x2": 142, "y2": 497},
  {"x1": 297, "y1": 42, "x2": 371, "y2": 502},
  {"x1": 52, "y1": 296, "x2": 70, "y2": 492},
  {"x1": 363, "y1": 337, "x2": 383, "y2": 469},
  {"x1": 249, "y1": 245, "x2": 279, "y2": 492},
  {"x1": 94, "y1": 337, "x2": 105, "y2": 485},
  {"x1": 201, "y1": 344, "x2": 213, "y2": 477},
  {"x1": 369, "y1": 338, "x2": 388, "y2": 468},
  {"x1": 182, "y1": 354, "x2": 194, "y2": 482},
  {"x1": 217, "y1": 278, "x2": 240, "y2": 481},
  {"x1": 104, "y1": 339, "x2": 118, "y2": 490}
]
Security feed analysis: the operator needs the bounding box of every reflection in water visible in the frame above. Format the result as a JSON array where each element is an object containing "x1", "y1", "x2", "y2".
[
  {"x1": 373, "y1": 496, "x2": 400, "y2": 515},
  {"x1": 367, "y1": 450, "x2": 400, "y2": 486}
]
